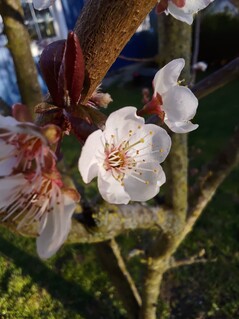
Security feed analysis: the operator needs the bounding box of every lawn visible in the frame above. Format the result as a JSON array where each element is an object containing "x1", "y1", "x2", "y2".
[{"x1": 0, "y1": 76, "x2": 238, "y2": 319}]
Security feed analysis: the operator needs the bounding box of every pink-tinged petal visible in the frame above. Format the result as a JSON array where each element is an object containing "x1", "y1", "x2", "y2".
[
  {"x1": 78, "y1": 129, "x2": 103, "y2": 183},
  {"x1": 98, "y1": 167, "x2": 131, "y2": 204},
  {"x1": 168, "y1": 0, "x2": 214, "y2": 25},
  {"x1": 153, "y1": 59, "x2": 185, "y2": 95},
  {"x1": 104, "y1": 107, "x2": 145, "y2": 141},
  {"x1": 33, "y1": 0, "x2": 56, "y2": 10},
  {"x1": 36, "y1": 193, "x2": 76, "y2": 259},
  {"x1": 163, "y1": 86, "x2": 198, "y2": 122},
  {"x1": 124, "y1": 163, "x2": 166, "y2": 201},
  {"x1": 165, "y1": 120, "x2": 199, "y2": 133}
]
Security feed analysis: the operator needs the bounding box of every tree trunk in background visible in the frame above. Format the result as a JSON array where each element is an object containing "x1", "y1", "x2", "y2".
[
  {"x1": 140, "y1": 16, "x2": 192, "y2": 319},
  {"x1": 0, "y1": 0, "x2": 42, "y2": 116}
]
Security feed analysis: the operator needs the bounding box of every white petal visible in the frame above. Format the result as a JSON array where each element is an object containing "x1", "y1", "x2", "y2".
[
  {"x1": 163, "y1": 86, "x2": 198, "y2": 122},
  {"x1": 153, "y1": 59, "x2": 185, "y2": 95},
  {"x1": 33, "y1": 0, "x2": 56, "y2": 10},
  {"x1": 165, "y1": 120, "x2": 199, "y2": 133},
  {"x1": 168, "y1": 0, "x2": 214, "y2": 25},
  {"x1": 0, "y1": 174, "x2": 27, "y2": 208},
  {"x1": 78, "y1": 130, "x2": 103, "y2": 183},
  {"x1": 98, "y1": 167, "x2": 131, "y2": 204},
  {"x1": 104, "y1": 106, "x2": 145, "y2": 142},
  {"x1": 124, "y1": 163, "x2": 166, "y2": 201},
  {"x1": 36, "y1": 193, "x2": 76, "y2": 259},
  {"x1": 127, "y1": 124, "x2": 171, "y2": 164},
  {"x1": 0, "y1": 114, "x2": 18, "y2": 128},
  {"x1": 0, "y1": 140, "x2": 17, "y2": 176}
]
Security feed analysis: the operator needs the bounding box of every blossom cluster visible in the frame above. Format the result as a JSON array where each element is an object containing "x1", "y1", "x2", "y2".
[
  {"x1": 1, "y1": 0, "x2": 215, "y2": 259},
  {"x1": 0, "y1": 115, "x2": 79, "y2": 259}
]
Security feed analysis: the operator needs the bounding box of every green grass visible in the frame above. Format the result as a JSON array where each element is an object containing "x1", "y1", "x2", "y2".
[{"x1": 0, "y1": 77, "x2": 239, "y2": 318}]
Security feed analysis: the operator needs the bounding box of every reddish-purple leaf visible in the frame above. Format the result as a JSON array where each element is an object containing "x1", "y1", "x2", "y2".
[
  {"x1": 39, "y1": 40, "x2": 66, "y2": 107},
  {"x1": 58, "y1": 31, "x2": 85, "y2": 106}
]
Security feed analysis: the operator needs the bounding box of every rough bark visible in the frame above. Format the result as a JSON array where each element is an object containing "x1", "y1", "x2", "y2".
[
  {"x1": 74, "y1": 0, "x2": 158, "y2": 103},
  {"x1": 0, "y1": 0, "x2": 42, "y2": 116}
]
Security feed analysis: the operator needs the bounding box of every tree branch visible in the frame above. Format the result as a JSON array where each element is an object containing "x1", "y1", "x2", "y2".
[
  {"x1": 67, "y1": 204, "x2": 174, "y2": 244},
  {"x1": 74, "y1": 0, "x2": 157, "y2": 103},
  {"x1": 192, "y1": 57, "x2": 239, "y2": 99},
  {"x1": 0, "y1": 0, "x2": 42, "y2": 116},
  {"x1": 96, "y1": 239, "x2": 141, "y2": 319}
]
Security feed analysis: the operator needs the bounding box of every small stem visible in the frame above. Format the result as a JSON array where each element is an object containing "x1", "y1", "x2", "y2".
[
  {"x1": 96, "y1": 239, "x2": 141, "y2": 319},
  {"x1": 192, "y1": 57, "x2": 239, "y2": 99}
]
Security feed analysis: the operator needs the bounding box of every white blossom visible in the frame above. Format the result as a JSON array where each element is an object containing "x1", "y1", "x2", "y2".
[
  {"x1": 167, "y1": 0, "x2": 214, "y2": 25},
  {"x1": 78, "y1": 107, "x2": 171, "y2": 205},
  {"x1": 153, "y1": 58, "x2": 199, "y2": 133},
  {"x1": 0, "y1": 115, "x2": 79, "y2": 259}
]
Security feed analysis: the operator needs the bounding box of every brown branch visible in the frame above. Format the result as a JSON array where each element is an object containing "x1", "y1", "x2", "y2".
[
  {"x1": 96, "y1": 239, "x2": 141, "y2": 319},
  {"x1": 192, "y1": 57, "x2": 239, "y2": 99},
  {"x1": 67, "y1": 204, "x2": 174, "y2": 244},
  {"x1": 168, "y1": 256, "x2": 216, "y2": 270},
  {"x1": 119, "y1": 55, "x2": 157, "y2": 63},
  {"x1": 74, "y1": 0, "x2": 158, "y2": 103}
]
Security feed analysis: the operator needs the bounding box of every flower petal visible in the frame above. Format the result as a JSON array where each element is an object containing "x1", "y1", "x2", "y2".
[
  {"x1": 98, "y1": 167, "x2": 131, "y2": 204},
  {"x1": 153, "y1": 59, "x2": 185, "y2": 95},
  {"x1": 0, "y1": 140, "x2": 18, "y2": 176},
  {"x1": 163, "y1": 86, "x2": 198, "y2": 123},
  {"x1": 104, "y1": 106, "x2": 145, "y2": 142},
  {"x1": 36, "y1": 193, "x2": 76, "y2": 259},
  {"x1": 124, "y1": 163, "x2": 166, "y2": 201},
  {"x1": 33, "y1": 0, "x2": 56, "y2": 10},
  {"x1": 168, "y1": 0, "x2": 214, "y2": 25},
  {"x1": 127, "y1": 124, "x2": 171, "y2": 164},
  {"x1": 165, "y1": 120, "x2": 199, "y2": 133},
  {"x1": 78, "y1": 129, "x2": 103, "y2": 183}
]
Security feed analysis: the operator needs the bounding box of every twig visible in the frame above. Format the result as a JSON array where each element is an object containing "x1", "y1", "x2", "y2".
[
  {"x1": 96, "y1": 239, "x2": 141, "y2": 319},
  {"x1": 167, "y1": 249, "x2": 217, "y2": 270},
  {"x1": 192, "y1": 57, "x2": 239, "y2": 99},
  {"x1": 118, "y1": 55, "x2": 157, "y2": 63},
  {"x1": 190, "y1": 13, "x2": 201, "y2": 85}
]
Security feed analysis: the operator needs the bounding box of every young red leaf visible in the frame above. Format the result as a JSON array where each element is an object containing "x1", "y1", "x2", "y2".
[
  {"x1": 58, "y1": 31, "x2": 85, "y2": 107},
  {"x1": 39, "y1": 40, "x2": 66, "y2": 107}
]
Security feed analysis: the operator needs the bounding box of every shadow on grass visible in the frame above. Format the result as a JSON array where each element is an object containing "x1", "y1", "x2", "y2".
[{"x1": 0, "y1": 235, "x2": 119, "y2": 318}]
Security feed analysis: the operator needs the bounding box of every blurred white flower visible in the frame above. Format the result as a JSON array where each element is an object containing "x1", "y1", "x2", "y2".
[
  {"x1": 192, "y1": 61, "x2": 208, "y2": 72},
  {"x1": 157, "y1": 0, "x2": 214, "y2": 25},
  {"x1": 33, "y1": 0, "x2": 56, "y2": 10},
  {"x1": 79, "y1": 107, "x2": 171, "y2": 204}
]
